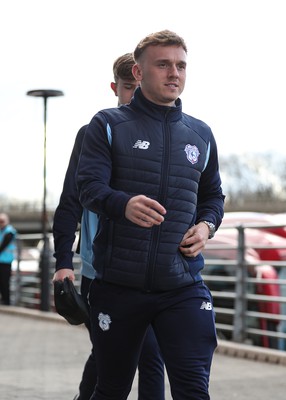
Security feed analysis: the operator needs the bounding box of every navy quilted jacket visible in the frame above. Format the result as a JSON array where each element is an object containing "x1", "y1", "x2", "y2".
[{"x1": 77, "y1": 87, "x2": 225, "y2": 291}]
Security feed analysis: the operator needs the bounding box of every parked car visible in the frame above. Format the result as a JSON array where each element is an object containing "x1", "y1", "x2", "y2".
[
  {"x1": 222, "y1": 211, "x2": 286, "y2": 239},
  {"x1": 215, "y1": 225, "x2": 286, "y2": 262}
]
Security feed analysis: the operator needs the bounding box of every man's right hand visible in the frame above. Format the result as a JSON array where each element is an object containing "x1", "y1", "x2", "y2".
[
  {"x1": 125, "y1": 195, "x2": 166, "y2": 228},
  {"x1": 52, "y1": 269, "x2": 75, "y2": 282}
]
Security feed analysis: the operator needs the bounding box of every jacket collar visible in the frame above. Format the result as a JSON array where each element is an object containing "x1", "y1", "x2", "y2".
[{"x1": 130, "y1": 87, "x2": 182, "y2": 122}]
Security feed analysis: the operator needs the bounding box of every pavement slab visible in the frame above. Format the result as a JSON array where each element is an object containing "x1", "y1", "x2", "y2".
[{"x1": 0, "y1": 308, "x2": 285, "y2": 399}]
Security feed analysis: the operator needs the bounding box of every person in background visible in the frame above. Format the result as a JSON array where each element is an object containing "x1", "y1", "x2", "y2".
[
  {"x1": 0, "y1": 213, "x2": 17, "y2": 305},
  {"x1": 52, "y1": 53, "x2": 165, "y2": 400},
  {"x1": 77, "y1": 30, "x2": 225, "y2": 399}
]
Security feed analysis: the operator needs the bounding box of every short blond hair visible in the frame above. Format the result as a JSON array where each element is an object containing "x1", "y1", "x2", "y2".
[{"x1": 133, "y1": 30, "x2": 188, "y2": 62}]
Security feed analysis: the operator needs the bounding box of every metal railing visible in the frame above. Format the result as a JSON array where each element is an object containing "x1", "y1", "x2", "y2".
[
  {"x1": 202, "y1": 222, "x2": 286, "y2": 351},
  {"x1": 9, "y1": 223, "x2": 286, "y2": 351},
  {"x1": 10, "y1": 233, "x2": 82, "y2": 312}
]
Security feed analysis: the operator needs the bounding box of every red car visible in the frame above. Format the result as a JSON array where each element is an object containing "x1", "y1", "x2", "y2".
[
  {"x1": 215, "y1": 225, "x2": 286, "y2": 262},
  {"x1": 222, "y1": 211, "x2": 286, "y2": 239}
]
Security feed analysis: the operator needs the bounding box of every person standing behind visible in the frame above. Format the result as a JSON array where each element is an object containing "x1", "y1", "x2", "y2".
[
  {"x1": 77, "y1": 30, "x2": 225, "y2": 400},
  {"x1": 53, "y1": 53, "x2": 165, "y2": 400},
  {"x1": 0, "y1": 213, "x2": 17, "y2": 305}
]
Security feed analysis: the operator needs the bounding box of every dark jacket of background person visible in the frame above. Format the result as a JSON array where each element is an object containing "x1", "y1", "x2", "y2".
[{"x1": 53, "y1": 126, "x2": 85, "y2": 270}]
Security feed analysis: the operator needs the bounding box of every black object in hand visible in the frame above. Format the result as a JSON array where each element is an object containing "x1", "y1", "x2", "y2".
[{"x1": 53, "y1": 277, "x2": 89, "y2": 325}]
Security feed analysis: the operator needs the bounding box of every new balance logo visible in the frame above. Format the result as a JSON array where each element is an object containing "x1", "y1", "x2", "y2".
[
  {"x1": 133, "y1": 140, "x2": 150, "y2": 149},
  {"x1": 200, "y1": 301, "x2": 213, "y2": 310}
]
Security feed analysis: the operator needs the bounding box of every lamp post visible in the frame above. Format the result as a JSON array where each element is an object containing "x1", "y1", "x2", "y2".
[{"x1": 27, "y1": 89, "x2": 64, "y2": 311}]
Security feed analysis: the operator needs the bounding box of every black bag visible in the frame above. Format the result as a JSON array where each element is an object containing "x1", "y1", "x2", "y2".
[{"x1": 53, "y1": 277, "x2": 89, "y2": 325}]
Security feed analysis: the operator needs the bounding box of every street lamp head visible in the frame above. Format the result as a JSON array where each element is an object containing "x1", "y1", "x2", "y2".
[{"x1": 26, "y1": 89, "x2": 64, "y2": 98}]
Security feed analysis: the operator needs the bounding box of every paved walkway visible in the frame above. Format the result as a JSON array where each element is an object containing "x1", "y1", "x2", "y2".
[{"x1": 0, "y1": 306, "x2": 286, "y2": 400}]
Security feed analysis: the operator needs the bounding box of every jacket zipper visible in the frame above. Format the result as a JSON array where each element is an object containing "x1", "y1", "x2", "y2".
[{"x1": 144, "y1": 110, "x2": 171, "y2": 291}]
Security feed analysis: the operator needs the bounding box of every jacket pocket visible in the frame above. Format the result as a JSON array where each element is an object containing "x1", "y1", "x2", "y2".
[{"x1": 185, "y1": 253, "x2": 205, "y2": 281}]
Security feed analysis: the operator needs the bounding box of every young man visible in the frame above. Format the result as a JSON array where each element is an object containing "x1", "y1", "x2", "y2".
[
  {"x1": 77, "y1": 30, "x2": 225, "y2": 400},
  {"x1": 0, "y1": 213, "x2": 17, "y2": 305},
  {"x1": 52, "y1": 53, "x2": 165, "y2": 400}
]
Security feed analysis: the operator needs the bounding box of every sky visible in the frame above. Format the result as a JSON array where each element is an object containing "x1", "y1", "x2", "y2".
[{"x1": 1, "y1": 0, "x2": 286, "y2": 208}]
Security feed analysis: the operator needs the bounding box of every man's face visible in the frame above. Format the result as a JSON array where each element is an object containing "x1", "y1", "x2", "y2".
[
  {"x1": 0, "y1": 214, "x2": 8, "y2": 229},
  {"x1": 113, "y1": 79, "x2": 139, "y2": 106},
  {"x1": 133, "y1": 45, "x2": 187, "y2": 107}
]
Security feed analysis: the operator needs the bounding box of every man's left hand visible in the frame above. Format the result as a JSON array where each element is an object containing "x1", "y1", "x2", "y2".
[{"x1": 179, "y1": 222, "x2": 209, "y2": 257}]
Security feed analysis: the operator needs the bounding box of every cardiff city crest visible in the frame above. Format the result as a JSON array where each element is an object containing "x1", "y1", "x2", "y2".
[
  {"x1": 98, "y1": 312, "x2": 112, "y2": 331},
  {"x1": 184, "y1": 144, "x2": 200, "y2": 164}
]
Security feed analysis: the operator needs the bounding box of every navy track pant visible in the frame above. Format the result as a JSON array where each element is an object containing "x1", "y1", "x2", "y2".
[{"x1": 89, "y1": 280, "x2": 217, "y2": 400}]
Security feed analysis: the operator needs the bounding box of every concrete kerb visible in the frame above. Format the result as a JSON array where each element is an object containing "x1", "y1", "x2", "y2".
[
  {"x1": 216, "y1": 338, "x2": 286, "y2": 366},
  {"x1": 0, "y1": 305, "x2": 66, "y2": 324},
  {"x1": 1, "y1": 305, "x2": 286, "y2": 366}
]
